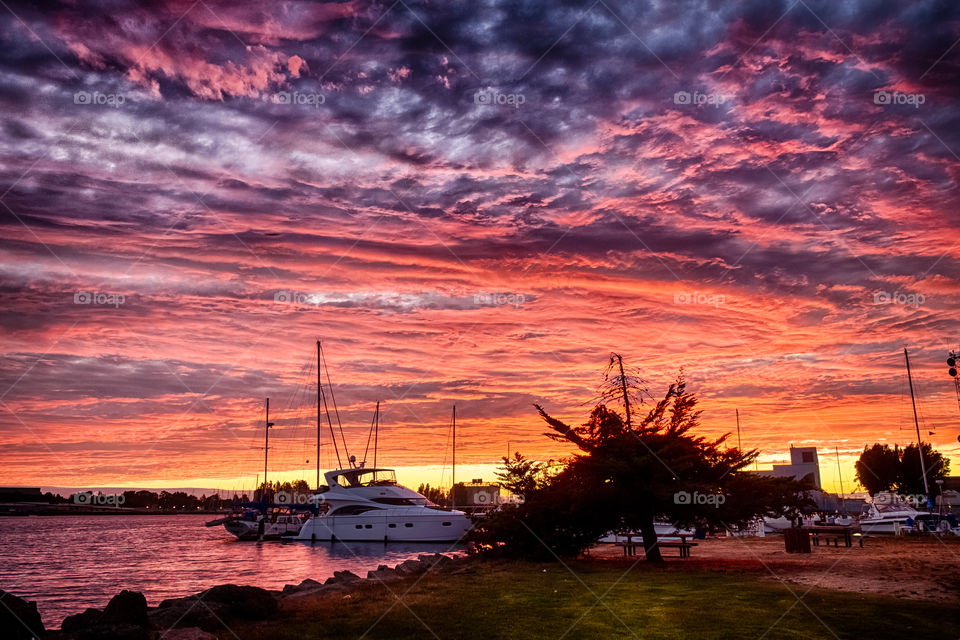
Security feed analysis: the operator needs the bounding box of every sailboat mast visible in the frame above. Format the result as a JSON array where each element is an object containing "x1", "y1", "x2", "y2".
[
  {"x1": 374, "y1": 401, "x2": 379, "y2": 469},
  {"x1": 317, "y1": 340, "x2": 320, "y2": 491},
  {"x1": 835, "y1": 446, "x2": 845, "y2": 513},
  {"x1": 451, "y1": 404, "x2": 456, "y2": 510},
  {"x1": 264, "y1": 398, "x2": 271, "y2": 502},
  {"x1": 904, "y1": 348, "x2": 930, "y2": 496},
  {"x1": 735, "y1": 409, "x2": 742, "y2": 451}
]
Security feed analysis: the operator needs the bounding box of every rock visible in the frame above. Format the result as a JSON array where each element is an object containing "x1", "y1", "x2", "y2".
[
  {"x1": 153, "y1": 584, "x2": 278, "y2": 632},
  {"x1": 281, "y1": 578, "x2": 322, "y2": 595},
  {"x1": 280, "y1": 584, "x2": 338, "y2": 602},
  {"x1": 417, "y1": 553, "x2": 456, "y2": 571},
  {"x1": 61, "y1": 607, "x2": 103, "y2": 633},
  {"x1": 60, "y1": 593, "x2": 151, "y2": 640},
  {"x1": 366, "y1": 566, "x2": 399, "y2": 581},
  {"x1": 102, "y1": 590, "x2": 149, "y2": 627},
  {"x1": 149, "y1": 601, "x2": 227, "y2": 633},
  {"x1": 324, "y1": 570, "x2": 362, "y2": 586},
  {"x1": 161, "y1": 627, "x2": 218, "y2": 640},
  {"x1": 394, "y1": 559, "x2": 427, "y2": 577},
  {"x1": 193, "y1": 585, "x2": 277, "y2": 620},
  {"x1": 0, "y1": 590, "x2": 45, "y2": 639}
]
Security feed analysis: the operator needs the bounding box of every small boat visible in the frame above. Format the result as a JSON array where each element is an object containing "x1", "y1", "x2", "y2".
[
  {"x1": 220, "y1": 509, "x2": 309, "y2": 541},
  {"x1": 295, "y1": 467, "x2": 472, "y2": 542}
]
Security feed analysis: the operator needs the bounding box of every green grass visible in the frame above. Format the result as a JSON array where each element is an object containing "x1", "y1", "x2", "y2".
[{"x1": 229, "y1": 560, "x2": 959, "y2": 640}]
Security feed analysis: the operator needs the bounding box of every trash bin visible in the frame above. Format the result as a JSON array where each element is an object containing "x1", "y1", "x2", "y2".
[{"x1": 784, "y1": 527, "x2": 811, "y2": 553}]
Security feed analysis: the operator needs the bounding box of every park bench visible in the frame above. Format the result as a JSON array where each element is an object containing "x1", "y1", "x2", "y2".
[
  {"x1": 621, "y1": 535, "x2": 698, "y2": 558},
  {"x1": 809, "y1": 526, "x2": 854, "y2": 548}
]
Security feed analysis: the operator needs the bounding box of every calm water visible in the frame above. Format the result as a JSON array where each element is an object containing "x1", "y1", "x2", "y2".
[{"x1": 0, "y1": 515, "x2": 462, "y2": 628}]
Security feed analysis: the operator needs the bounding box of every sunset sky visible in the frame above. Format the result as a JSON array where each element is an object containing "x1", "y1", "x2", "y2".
[{"x1": 1, "y1": 0, "x2": 959, "y2": 495}]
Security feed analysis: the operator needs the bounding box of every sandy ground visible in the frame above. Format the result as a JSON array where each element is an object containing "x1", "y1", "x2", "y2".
[{"x1": 589, "y1": 534, "x2": 960, "y2": 603}]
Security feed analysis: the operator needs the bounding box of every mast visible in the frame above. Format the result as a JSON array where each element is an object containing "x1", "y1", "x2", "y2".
[
  {"x1": 904, "y1": 348, "x2": 930, "y2": 496},
  {"x1": 317, "y1": 340, "x2": 320, "y2": 491},
  {"x1": 736, "y1": 409, "x2": 742, "y2": 451},
  {"x1": 263, "y1": 398, "x2": 274, "y2": 503},
  {"x1": 451, "y1": 405, "x2": 456, "y2": 510},
  {"x1": 374, "y1": 400, "x2": 379, "y2": 469},
  {"x1": 835, "y1": 446, "x2": 845, "y2": 514},
  {"x1": 317, "y1": 340, "x2": 343, "y2": 469}
]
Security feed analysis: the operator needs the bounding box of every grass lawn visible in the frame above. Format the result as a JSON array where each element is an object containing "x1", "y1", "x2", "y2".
[{"x1": 229, "y1": 559, "x2": 959, "y2": 639}]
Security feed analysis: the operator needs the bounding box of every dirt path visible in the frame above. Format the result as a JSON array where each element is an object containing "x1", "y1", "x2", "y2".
[{"x1": 590, "y1": 534, "x2": 960, "y2": 602}]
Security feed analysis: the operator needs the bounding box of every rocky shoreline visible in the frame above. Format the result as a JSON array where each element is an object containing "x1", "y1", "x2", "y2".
[{"x1": 2, "y1": 553, "x2": 465, "y2": 639}]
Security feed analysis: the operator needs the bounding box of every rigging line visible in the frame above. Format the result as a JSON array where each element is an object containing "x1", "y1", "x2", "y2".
[
  {"x1": 318, "y1": 340, "x2": 351, "y2": 463},
  {"x1": 362, "y1": 405, "x2": 377, "y2": 465},
  {"x1": 319, "y1": 380, "x2": 343, "y2": 469}
]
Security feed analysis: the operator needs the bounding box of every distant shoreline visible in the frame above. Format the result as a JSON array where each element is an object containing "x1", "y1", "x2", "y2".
[{"x1": 0, "y1": 509, "x2": 227, "y2": 517}]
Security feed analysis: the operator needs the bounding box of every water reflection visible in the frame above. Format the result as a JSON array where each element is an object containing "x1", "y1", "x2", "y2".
[{"x1": 0, "y1": 515, "x2": 463, "y2": 627}]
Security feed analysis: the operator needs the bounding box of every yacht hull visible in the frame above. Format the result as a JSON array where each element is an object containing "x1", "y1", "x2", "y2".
[{"x1": 295, "y1": 511, "x2": 471, "y2": 542}]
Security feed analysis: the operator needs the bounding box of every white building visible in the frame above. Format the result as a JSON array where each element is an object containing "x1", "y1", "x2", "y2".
[{"x1": 754, "y1": 446, "x2": 821, "y2": 489}]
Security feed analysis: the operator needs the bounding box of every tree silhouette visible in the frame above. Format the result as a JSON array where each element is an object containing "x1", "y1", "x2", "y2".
[
  {"x1": 897, "y1": 443, "x2": 950, "y2": 496},
  {"x1": 472, "y1": 359, "x2": 812, "y2": 562},
  {"x1": 854, "y1": 444, "x2": 900, "y2": 496}
]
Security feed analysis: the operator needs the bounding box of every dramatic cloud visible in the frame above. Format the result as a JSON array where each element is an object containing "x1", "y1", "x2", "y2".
[{"x1": 1, "y1": 0, "x2": 958, "y2": 489}]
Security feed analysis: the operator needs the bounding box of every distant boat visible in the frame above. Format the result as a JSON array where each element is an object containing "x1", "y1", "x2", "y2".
[
  {"x1": 295, "y1": 467, "x2": 471, "y2": 542},
  {"x1": 219, "y1": 510, "x2": 309, "y2": 541},
  {"x1": 858, "y1": 493, "x2": 956, "y2": 534}
]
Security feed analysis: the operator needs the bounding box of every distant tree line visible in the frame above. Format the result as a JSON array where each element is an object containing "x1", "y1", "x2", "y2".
[{"x1": 854, "y1": 443, "x2": 950, "y2": 497}]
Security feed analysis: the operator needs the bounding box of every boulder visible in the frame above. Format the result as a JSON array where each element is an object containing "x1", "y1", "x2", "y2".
[
  {"x1": 149, "y1": 601, "x2": 227, "y2": 633},
  {"x1": 0, "y1": 590, "x2": 45, "y2": 639},
  {"x1": 61, "y1": 607, "x2": 103, "y2": 633},
  {"x1": 366, "y1": 566, "x2": 399, "y2": 581},
  {"x1": 394, "y1": 559, "x2": 428, "y2": 577},
  {"x1": 102, "y1": 590, "x2": 149, "y2": 627},
  {"x1": 324, "y1": 570, "x2": 362, "y2": 586},
  {"x1": 281, "y1": 578, "x2": 322, "y2": 595}
]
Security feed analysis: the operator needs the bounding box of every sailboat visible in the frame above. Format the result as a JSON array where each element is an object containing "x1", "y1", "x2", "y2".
[
  {"x1": 295, "y1": 348, "x2": 472, "y2": 543},
  {"x1": 859, "y1": 348, "x2": 956, "y2": 534},
  {"x1": 209, "y1": 398, "x2": 311, "y2": 540}
]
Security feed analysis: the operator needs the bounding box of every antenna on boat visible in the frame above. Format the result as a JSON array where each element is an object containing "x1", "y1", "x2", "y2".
[{"x1": 904, "y1": 347, "x2": 930, "y2": 497}]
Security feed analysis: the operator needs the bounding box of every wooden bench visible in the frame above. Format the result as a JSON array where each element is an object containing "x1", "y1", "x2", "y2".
[
  {"x1": 809, "y1": 526, "x2": 854, "y2": 548},
  {"x1": 621, "y1": 535, "x2": 698, "y2": 558}
]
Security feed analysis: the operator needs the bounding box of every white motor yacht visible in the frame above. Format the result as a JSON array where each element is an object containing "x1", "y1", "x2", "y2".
[
  {"x1": 296, "y1": 467, "x2": 472, "y2": 542},
  {"x1": 859, "y1": 493, "x2": 921, "y2": 534}
]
